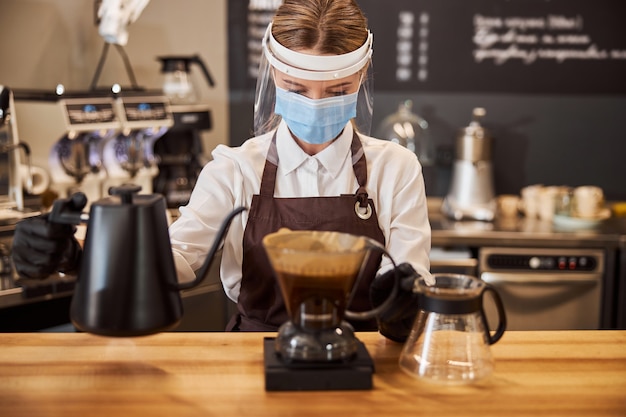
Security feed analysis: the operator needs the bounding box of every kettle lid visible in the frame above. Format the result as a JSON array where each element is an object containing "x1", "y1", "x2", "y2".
[{"x1": 97, "y1": 184, "x2": 162, "y2": 207}]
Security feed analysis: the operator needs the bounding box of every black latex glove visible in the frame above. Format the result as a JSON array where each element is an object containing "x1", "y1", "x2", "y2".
[
  {"x1": 11, "y1": 214, "x2": 82, "y2": 279},
  {"x1": 370, "y1": 262, "x2": 421, "y2": 343}
]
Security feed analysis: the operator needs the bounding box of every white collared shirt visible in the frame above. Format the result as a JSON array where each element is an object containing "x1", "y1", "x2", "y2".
[{"x1": 169, "y1": 121, "x2": 431, "y2": 302}]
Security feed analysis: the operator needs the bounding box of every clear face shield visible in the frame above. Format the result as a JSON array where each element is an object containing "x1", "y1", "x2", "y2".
[{"x1": 254, "y1": 23, "x2": 374, "y2": 139}]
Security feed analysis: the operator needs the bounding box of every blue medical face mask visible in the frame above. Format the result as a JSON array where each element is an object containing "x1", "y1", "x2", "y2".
[{"x1": 274, "y1": 86, "x2": 358, "y2": 145}]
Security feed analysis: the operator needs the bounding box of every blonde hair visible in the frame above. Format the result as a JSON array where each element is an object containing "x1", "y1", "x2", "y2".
[{"x1": 271, "y1": 0, "x2": 368, "y2": 55}]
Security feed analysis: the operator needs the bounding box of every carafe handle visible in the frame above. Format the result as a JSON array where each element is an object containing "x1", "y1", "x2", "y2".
[
  {"x1": 481, "y1": 284, "x2": 507, "y2": 345},
  {"x1": 191, "y1": 55, "x2": 215, "y2": 87}
]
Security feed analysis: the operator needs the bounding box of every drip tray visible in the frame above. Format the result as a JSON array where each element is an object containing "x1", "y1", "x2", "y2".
[{"x1": 263, "y1": 337, "x2": 374, "y2": 391}]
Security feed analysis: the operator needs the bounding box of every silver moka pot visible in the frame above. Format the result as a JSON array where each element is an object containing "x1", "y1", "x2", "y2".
[{"x1": 442, "y1": 108, "x2": 496, "y2": 221}]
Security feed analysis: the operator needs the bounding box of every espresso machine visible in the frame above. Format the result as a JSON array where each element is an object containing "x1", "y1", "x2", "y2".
[
  {"x1": 13, "y1": 90, "x2": 121, "y2": 204},
  {"x1": 101, "y1": 95, "x2": 173, "y2": 195},
  {"x1": 442, "y1": 107, "x2": 496, "y2": 221}
]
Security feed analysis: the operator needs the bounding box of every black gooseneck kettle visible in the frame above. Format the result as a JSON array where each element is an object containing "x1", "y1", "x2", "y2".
[{"x1": 48, "y1": 184, "x2": 245, "y2": 336}]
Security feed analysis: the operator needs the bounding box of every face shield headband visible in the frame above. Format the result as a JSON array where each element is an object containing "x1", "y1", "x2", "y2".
[
  {"x1": 254, "y1": 23, "x2": 375, "y2": 137},
  {"x1": 263, "y1": 23, "x2": 373, "y2": 81}
]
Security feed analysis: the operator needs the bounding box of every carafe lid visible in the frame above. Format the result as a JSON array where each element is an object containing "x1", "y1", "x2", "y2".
[
  {"x1": 156, "y1": 55, "x2": 215, "y2": 86},
  {"x1": 157, "y1": 56, "x2": 194, "y2": 73},
  {"x1": 415, "y1": 274, "x2": 485, "y2": 314}
]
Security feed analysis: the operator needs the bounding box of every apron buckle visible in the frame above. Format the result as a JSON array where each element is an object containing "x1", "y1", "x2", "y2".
[{"x1": 355, "y1": 200, "x2": 373, "y2": 220}]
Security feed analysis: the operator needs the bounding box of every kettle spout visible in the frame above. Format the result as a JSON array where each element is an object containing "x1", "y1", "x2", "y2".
[{"x1": 177, "y1": 206, "x2": 246, "y2": 290}]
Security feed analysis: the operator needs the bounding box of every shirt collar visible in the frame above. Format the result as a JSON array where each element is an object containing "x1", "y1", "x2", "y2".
[{"x1": 275, "y1": 120, "x2": 354, "y2": 177}]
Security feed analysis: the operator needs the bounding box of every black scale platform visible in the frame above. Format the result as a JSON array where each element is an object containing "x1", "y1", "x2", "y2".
[{"x1": 263, "y1": 337, "x2": 375, "y2": 391}]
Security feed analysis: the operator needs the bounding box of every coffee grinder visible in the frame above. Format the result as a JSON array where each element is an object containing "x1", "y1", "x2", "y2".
[
  {"x1": 153, "y1": 55, "x2": 215, "y2": 207},
  {"x1": 442, "y1": 107, "x2": 496, "y2": 221},
  {"x1": 102, "y1": 94, "x2": 173, "y2": 195}
]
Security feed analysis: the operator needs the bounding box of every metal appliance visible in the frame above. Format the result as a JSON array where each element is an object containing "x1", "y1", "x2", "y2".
[
  {"x1": 102, "y1": 95, "x2": 173, "y2": 194},
  {"x1": 442, "y1": 107, "x2": 496, "y2": 221},
  {"x1": 153, "y1": 104, "x2": 211, "y2": 207},
  {"x1": 479, "y1": 247, "x2": 605, "y2": 330},
  {"x1": 152, "y1": 55, "x2": 215, "y2": 208},
  {"x1": 0, "y1": 86, "x2": 30, "y2": 214},
  {"x1": 13, "y1": 91, "x2": 121, "y2": 204},
  {"x1": 14, "y1": 91, "x2": 172, "y2": 202}
]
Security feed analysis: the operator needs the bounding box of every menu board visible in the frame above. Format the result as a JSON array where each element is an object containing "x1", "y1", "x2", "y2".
[{"x1": 228, "y1": 0, "x2": 626, "y2": 94}]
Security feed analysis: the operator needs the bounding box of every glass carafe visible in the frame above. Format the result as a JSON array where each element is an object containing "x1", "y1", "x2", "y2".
[
  {"x1": 399, "y1": 273, "x2": 506, "y2": 384},
  {"x1": 157, "y1": 55, "x2": 215, "y2": 105}
]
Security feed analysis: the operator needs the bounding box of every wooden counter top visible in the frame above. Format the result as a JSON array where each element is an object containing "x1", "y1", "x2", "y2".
[{"x1": 0, "y1": 331, "x2": 624, "y2": 416}]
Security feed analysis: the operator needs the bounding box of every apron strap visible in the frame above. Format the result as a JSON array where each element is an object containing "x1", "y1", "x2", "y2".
[
  {"x1": 259, "y1": 134, "x2": 279, "y2": 198},
  {"x1": 350, "y1": 133, "x2": 369, "y2": 208}
]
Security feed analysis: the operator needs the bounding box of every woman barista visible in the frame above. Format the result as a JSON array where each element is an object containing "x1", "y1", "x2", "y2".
[{"x1": 11, "y1": 0, "x2": 431, "y2": 340}]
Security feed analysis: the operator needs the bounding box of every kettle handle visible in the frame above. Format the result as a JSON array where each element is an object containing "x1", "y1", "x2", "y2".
[
  {"x1": 177, "y1": 206, "x2": 246, "y2": 290},
  {"x1": 481, "y1": 284, "x2": 507, "y2": 345}
]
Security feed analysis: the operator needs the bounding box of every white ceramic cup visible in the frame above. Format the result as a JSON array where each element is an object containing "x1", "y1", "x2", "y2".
[
  {"x1": 538, "y1": 186, "x2": 562, "y2": 221},
  {"x1": 497, "y1": 194, "x2": 520, "y2": 217},
  {"x1": 20, "y1": 164, "x2": 51, "y2": 195},
  {"x1": 574, "y1": 186, "x2": 604, "y2": 218},
  {"x1": 520, "y1": 184, "x2": 543, "y2": 218}
]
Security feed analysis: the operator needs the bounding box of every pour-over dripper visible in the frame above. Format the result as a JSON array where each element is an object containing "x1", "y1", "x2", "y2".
[{"x1": 263, "y1": 229, "x2": 374, "y2": 362}]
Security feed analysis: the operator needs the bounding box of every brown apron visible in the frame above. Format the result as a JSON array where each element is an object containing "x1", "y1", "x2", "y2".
[{"x1": 226, "y1": 131, "x2": 385, "y2": 331}]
